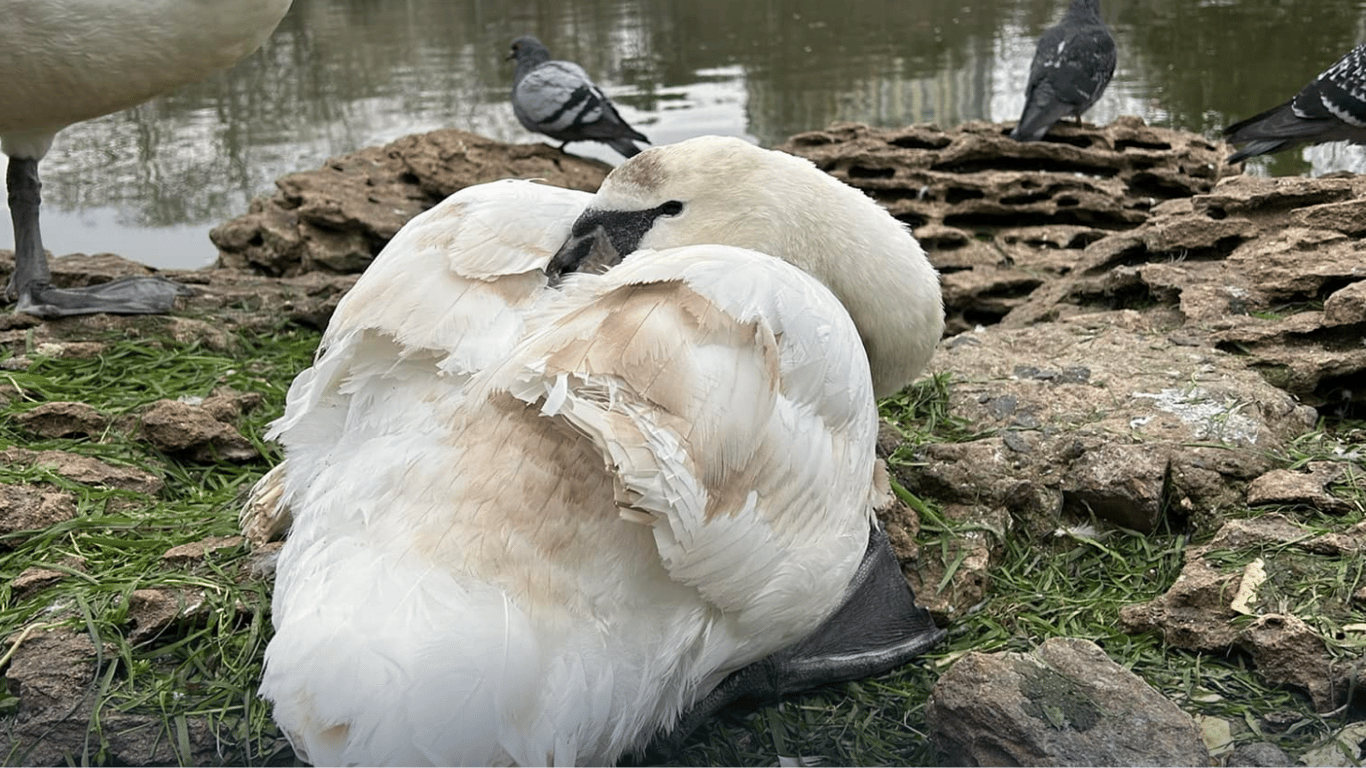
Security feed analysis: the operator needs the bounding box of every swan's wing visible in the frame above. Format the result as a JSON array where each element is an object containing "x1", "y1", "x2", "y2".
[
  {"x1": 243, "y1": 179, "x2": 593, "y2": 541},
  {"x1": 482, "y1": 245, "x2": 879, "y2": 636}
]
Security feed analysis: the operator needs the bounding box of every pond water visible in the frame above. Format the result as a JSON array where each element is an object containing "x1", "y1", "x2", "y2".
[{"x1": 4, "y1": 0, "x2": 1365, "y2": 271}]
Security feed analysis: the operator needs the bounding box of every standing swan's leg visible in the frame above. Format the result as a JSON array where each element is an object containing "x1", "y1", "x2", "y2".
[{"x1": 6, "y1": 158, "x2": 192, "y2": 318}]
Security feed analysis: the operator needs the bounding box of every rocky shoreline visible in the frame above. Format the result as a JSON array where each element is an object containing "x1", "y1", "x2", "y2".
[{"x1": 2, "y1": 121, "x2": 1363, "y2": 765}]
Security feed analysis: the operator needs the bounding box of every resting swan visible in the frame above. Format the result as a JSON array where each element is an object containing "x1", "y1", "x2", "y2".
[
  {"x1": 1, "y1": 0, "x2": 292, "y2": 317},
  {"x1": 253, "y1": 136, "x2": 947, "y2": 766}
]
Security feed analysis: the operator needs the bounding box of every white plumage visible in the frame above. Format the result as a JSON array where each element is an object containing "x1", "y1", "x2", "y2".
[{"x1": 252, "y1": 136, "x2": 945, "y2": 766}]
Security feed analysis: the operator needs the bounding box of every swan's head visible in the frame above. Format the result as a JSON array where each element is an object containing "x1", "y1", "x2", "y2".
[{"x1": 547, "y1": 135, "x2": 944, "y2": 397}]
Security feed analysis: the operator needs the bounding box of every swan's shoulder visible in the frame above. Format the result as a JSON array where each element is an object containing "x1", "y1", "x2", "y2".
[
  {"x1": 245, "y1": 180, "x2": 591, "y2": 539},
  {"x1": 482, "y1": 245, "x2": 878, "y2": 628},
  {"x1": 282, "y1": 179, "x2": 590, "y2": 416}
]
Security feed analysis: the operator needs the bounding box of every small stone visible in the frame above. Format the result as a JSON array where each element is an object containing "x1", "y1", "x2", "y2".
[
  {"x1": 1228, "y1": 740, "x2": 1293, "y2": 766},
  {"x1": 139, "y1": 400, "x2": 258, "y2": 462},
  {"x1": 1323, "y1": 280, "x2": 1366, "y2": 325},
  {"x1": 10, "y1": 567, "x2": 66, "y2": 601},
  {"x1": 1247, "y1": 462, "x2": 1351, "y2": 513},
  {"x1": 0, "y1": 448, "x2": 163, "y2": 495},
  {"x1": 14, "y1": 401, "x2": 107, "y2": 438},
  {"x1": 162, "y1": 535, "x2": 245, "y2": 563},
  {"x1": 0, "y1": 485, "x2": 78, "y2": 542},
  {"x1": 125, "y1": 589, "x2": 207, "y2": 641}
]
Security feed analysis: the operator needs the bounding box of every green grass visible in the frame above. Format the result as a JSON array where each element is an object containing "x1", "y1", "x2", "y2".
[
  {"x1": 0, "y1": 325, "x2": 318, "y2": 765},
  {"x1": 1, "y1": 332, "x2": 1363, "y2": 766}
]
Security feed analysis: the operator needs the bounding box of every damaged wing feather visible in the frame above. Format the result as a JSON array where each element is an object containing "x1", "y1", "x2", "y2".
[{"x1": 481, "y1": 245, "x2": 878, "y2": 630}]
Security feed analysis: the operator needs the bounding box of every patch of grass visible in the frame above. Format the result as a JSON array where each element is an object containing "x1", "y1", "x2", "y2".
[
  {"x1": 3, "y1": 339, "x2": 1363, "y2": 766},
  {"x1": 0, "y1": 325, "x2": 318, "y2": 765},
  {"x1": 879, "y1": 371, "x2": 988, "y2": 449}
]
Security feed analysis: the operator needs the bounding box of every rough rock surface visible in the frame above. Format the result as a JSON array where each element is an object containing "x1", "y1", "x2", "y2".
[
  {"x1": 0, "y1": 484, "x2": 78, "y2": 542},
  {"x1": 13, "y1": 401, "x2": 107, "y2": 439},
  {"x1": 1, "y1": 627, "x2": 221, "y2": 766},
  {"x1": 778, "y1": 117, "x2": 1225, "y2": 333},
  {"x1": 1120, "y1": 513, "x2": 1364, "y2": 713},
  {"x1": 999, "y1": 173, "x2": 1366, "y2": 414},
  {"x1": 893, "y1": 312, "x2": 1319, "y2": 620},
  {"x1": 925, "y1": 637, "x2": 1210, "y2": 766},
  {"x1": 210, "y1": 129, "x2": 612, "y2": 276},
  {"x1": 1228, "y1": 740, "x2": 1294, "y2": 766},
  {"x1": 1, "y1": 448, "x2": 163, "y2": 496},
  {"x1": 138, "y1": 398, "x2": 257, "y2": 462}
]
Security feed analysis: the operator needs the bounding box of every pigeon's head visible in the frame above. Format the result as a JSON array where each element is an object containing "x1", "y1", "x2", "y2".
[{"x1": 508, "y1": 36, "x2": 551, "y2": 66}]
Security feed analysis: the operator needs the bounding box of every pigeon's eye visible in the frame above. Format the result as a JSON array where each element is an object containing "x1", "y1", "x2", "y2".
[{"x1": 660, "y1": 200, "x2": 684, "y2": 216}]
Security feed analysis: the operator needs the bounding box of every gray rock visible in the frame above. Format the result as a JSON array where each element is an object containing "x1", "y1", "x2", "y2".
[
  {"x1": 903, "y1": 314, "x2": 1316, "y2": 536},
  {"x1": 1228, "y1": 741, "x2": 1293, "y2": 766},
  {"x1": 138, "y1": 399, "x2": 258, "y2": 462},
  {"x1": 926, "y1": 637, "x2": 1209, "y2": 766},
  {"x1": 777, "y1": 118, "x2": 1223, "y2": 334},
  {"x1": 509, "y1": 35, "x2": 649, "y2": 159},
  {"x1": 1001, "y1": 173, "x2": 1366, "y2": 415},
  {"x1": 1120, "y1": 514, "x2": 1363, "y2": 713}
]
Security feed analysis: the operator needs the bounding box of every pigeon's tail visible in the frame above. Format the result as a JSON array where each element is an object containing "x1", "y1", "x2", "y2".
[
  {"x1": 605, "y1": 136, "x2": 647, "y2": 158},
  {"x1": 1010, "y1": 98, "x2": 1071, "y2": 142},
  {"x1": 1223, "y1": 100, "x2": 1319, "y2": 163}
]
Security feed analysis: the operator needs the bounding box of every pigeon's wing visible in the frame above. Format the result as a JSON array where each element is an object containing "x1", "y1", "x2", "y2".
[
  {"x1": 515, "y1": 61, "x2": 609, "y2": 134},
  {"x1": 1030, "y1": 25, "x2": 1116, "y2": 110},
  {"x1": 1013, "y1": 21, "x2": 1115, "y2": 140},
  {"x1": 1224, "y1": 45, "x2": 1366, "y2": 161}
]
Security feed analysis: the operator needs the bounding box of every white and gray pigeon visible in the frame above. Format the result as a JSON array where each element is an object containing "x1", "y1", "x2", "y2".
[
  {"x1": 508, "y1": 35, "x2": 649, "y2": 159},
  {"x1": 1010, "y1": 0, "x2": 1116, "y2": 142},
  {"x1": 1224, "y1": 44, "x2": 1366, "y2": 164}
]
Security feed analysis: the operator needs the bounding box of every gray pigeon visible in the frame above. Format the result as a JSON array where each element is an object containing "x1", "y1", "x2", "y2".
[
  {"x1": 508, "y1": 36, "x2": 649, "y2": 159},
  {"x1": 1011, "y1": 0, "x2": 1116, "y2": 142},
  {"x1": 1224, "y1": 44, "x2": 1366, "y2": 164}
]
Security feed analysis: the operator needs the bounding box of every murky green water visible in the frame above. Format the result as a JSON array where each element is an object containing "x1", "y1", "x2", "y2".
[{"x1": 4, "y1": 0, "x2": 1365, "y2": 270}]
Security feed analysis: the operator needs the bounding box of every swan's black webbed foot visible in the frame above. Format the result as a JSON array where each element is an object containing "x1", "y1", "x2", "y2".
[
  {"x1": 624, "y1": 525, "x2": 945, "y2": 765},
  {"x1": 15, "y1": 276, "x2": 195, "y2": 318}
]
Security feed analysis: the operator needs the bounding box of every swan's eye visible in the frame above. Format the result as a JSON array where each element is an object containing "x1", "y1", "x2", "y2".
[{"x1": 660, "y1": 200, "x2": 684, "y2": 216}]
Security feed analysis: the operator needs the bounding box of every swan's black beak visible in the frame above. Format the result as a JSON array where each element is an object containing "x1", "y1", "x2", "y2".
[{"x1": 545, "y1": 206, "x2": 665, "y2": 284}]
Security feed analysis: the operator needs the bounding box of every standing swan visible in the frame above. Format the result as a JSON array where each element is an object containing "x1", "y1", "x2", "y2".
[
  {"x1": 253, "y1": 136, "x2": 946, "y2": 766},
  {"x1": 1, "y1": 0, "x2": 293, "y2": 317}
]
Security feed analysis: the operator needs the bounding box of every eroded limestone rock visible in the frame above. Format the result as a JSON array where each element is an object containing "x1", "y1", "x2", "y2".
[
  {"x1": 926, "y1": 637, "x2": 1209, "y2": 766},
  {"x1": 779, "y1": 117, "x2": 1224, "y2": 333},
  {"x1": 210, "y1": 129, "x2": 612, "y2": 276}
]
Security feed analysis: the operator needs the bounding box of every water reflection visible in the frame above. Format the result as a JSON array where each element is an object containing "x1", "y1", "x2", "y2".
[{"x1": 3, "y1": 0, "x2": 1364, "y2": 271}]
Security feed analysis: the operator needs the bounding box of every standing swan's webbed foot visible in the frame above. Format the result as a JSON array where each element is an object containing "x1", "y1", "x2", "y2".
[
  {"x1": 5, "y1": 156, "x2": 193, "y2": 318},
  {"x1": 625, "y1": 525, "x2": 946, "y2": 765},
  {"x1": 14, "y1": 276, "x2": 194, "y2": 318}
]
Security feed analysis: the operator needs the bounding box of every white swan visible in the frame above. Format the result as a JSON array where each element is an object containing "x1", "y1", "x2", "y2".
[
  {"x1": 1, "y1": 0, "x2": 293, "y2": 317},
  {"x1": 253, "y1": 136, "x2": 946, "y2": 766}
]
